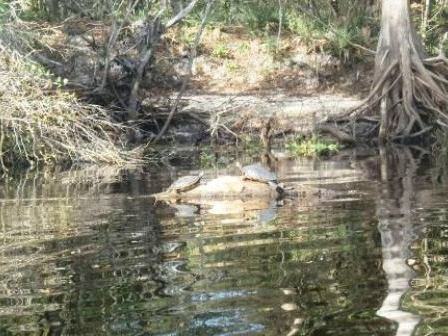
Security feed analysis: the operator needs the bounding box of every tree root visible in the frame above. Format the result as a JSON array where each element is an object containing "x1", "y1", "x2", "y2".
[
  {"x1": 333, "y1": 2, "x2": 448, "y2": 143},
  {"x1": 340, "y1": 51, "x2": 448, "y2": 142},
  {"x1": 316, "y1": 125, "x2": 356, "y2": 144}
]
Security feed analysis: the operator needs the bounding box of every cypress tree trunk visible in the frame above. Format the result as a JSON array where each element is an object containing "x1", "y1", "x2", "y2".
[{"x1": 353, "y1": 0, "x2": 448, "y2": 142}]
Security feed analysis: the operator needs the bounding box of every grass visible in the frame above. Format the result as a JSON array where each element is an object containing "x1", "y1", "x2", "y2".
[
  {"x1": 239, "y1": 135, "x2": 265, "y2": 155},
  {"x1": 225, "y1": 60, "x2": 240, "y2": 72},
  {"x1": 286, "y1": 136, "x2": 340, "y2": 157},
  {"x1": 211, "y1": 43, "x2": 232, "y2": 58},
  {"x1": 190, "y1": 1, "x2": 280, "y2": 33},
  {"x1": 286, "y1": 12, "x2": 320, "y2": 46},
  {"x1": 177, "y1": 27, "x2": 197, "y2": 46},
  {"x1": 0, "y1": 2, "x2": 7, "y2": 20},
  {"x1": 185, "y1": 1, "x2": 375, "y2": 61}
]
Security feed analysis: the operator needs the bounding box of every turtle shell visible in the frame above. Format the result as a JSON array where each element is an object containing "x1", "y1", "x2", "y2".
[
  {"x1": 241, "y1": 164, "x2": 277, "y2": 183},
  {"x1": 168, "y1": 172, "x2": 203, "y2": 192}
]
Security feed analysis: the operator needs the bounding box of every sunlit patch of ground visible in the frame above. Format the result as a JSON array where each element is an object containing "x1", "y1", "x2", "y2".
[{"x1": 155, "y1": 26, "x2": 373, "y2": 96}]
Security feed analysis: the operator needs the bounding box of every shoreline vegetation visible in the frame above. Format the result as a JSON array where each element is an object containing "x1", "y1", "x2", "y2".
[
  {"x1": 1, "y1": 0, "x2": 447, "y2": 171},
  {"x1": 0, "y1": 21, "x2": 143, "y2": 169}
]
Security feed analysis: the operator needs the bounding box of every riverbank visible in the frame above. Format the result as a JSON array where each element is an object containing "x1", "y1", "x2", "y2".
[{"x1": 0, "y1": 16, "x2": 372, "y2": 170}]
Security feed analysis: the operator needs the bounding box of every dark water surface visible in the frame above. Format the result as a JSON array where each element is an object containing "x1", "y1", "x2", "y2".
[{"x1": 0, "y1": 148, "x2": 447, "y2": 335}]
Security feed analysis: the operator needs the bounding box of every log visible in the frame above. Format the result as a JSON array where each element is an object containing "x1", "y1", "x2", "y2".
[{"x1": 152, "y1": 175, "x2": 280, "y2": 200}]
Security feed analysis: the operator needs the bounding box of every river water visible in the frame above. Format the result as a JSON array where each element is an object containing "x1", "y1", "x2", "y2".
[{"x1": 0, "y1": 147, "x2": 447, "y2": 335}]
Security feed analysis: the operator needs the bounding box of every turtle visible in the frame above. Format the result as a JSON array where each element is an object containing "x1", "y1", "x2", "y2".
[
  {"x1": 235, "y1": 162, "x2": 283, "y2": 192},
  {"x1": 167, "y1": 172, "x2": 204, "y2": 193}
]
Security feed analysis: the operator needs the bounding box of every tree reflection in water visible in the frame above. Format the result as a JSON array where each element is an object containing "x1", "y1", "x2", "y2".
[
  {"x1": 2, "y1": 149, "x2": 448, "y2": 335},
  {"x1": 375, "y1": 146, "x2": 425, "y2": 336}
]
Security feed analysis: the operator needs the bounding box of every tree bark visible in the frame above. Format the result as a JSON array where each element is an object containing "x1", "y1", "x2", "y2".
[
  {"x1": 421, "y1": 0, "x2": 432, "y2": 41},
  {"x1": 350, "y1": 0, "x2": 448, "y2": 142}
]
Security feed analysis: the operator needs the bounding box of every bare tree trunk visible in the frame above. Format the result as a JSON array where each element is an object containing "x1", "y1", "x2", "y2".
[
  {"x1": 276, "y1": 0, "x2": 284, "y2": 50},
  {"x1": 349, "y1": 0, "x2": 448, "y2": 142},
  {"x1": 421, "y1": 0, "x2": 432, "y2": 42},
  {"x1": 46, "y1": 0, "x2": 59, "y2": 20}
]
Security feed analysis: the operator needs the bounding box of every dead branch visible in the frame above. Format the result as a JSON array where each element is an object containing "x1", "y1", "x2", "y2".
[
  {"x1": 165, "y1": 0, "x2": 201, "y2": 29},
  {"x1": 153, "y1": 0, "x2": 214, "y2": 142},
  {"x1": 128, "y1": 6, "x2": 167, "y2": 118},
  {"x1": 127, "y1": 0, "x2": 203, "y2": 120},
  {"x1": 100, "y1": 0, "x2": 140, "y2": 91}
]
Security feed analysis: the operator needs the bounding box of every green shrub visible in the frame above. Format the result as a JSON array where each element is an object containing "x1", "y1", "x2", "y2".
[
  {"x1": 211, "y1": 43, "x2": 232, "y2": 58},
  {"x1": 286, "y1": 136, "x2": 340, "y2": 157},
  {"x1": 188, "y1": 0, "x2": 280, "y2": 33},
  {"x1": 286, "y1": 12, "x2": 319, "y2": 45}
]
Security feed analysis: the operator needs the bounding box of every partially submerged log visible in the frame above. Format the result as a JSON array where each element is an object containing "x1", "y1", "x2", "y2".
[{"x1": 152, "y1": 175, "x2": 281, "y2": 200}]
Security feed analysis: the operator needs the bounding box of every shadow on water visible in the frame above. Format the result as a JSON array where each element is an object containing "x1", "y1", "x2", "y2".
[{"x1": 0, "y1": 146, "x2": 447, "y2": 335}]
